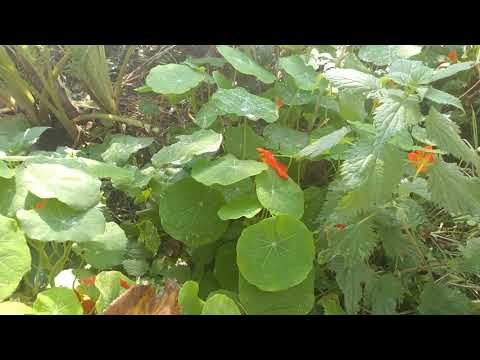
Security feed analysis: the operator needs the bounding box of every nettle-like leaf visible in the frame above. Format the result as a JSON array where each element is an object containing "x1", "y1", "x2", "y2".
[
  {"x1": 263, "y1": 124, "x2": 309, "y2": 156},
  {"x1": 217, "y1": 195, "x2": 262, "y2": 220},
  {"x1": 358, "y1": 45, "x2": 422, "y2": 66},
  {"x1": 76, "y1": 222, "x2": 128, "y2": 269},
  {"x1": 178, "y1": 281, "x2": 204, "y2": 315},
  {"x1": 146, "y1": 64, "x2": 206, "y2": 94},
  {"x1": 33, "y1": 287, "x2": 83, "y2": 315},
  {"x1": 418, "y1": 283, "x2": 473, "y2": 315},
  {"x1": 16, "y1": 199, "x2": 106, "y2": 243},
  {"x1": 216, "y1": 45, "x2": 276, "y2": 84},
  {"x1": 430, "y1": 61, "x2": 475, "y2": 83},
  {"x1": 373, "y1": 93, "x2": 422, "y2": 147},
  {"x1": 425, "y1": 108, "x2": 480, "y2": 169},
  {"x1": 324, "y1": 68, "x2": 380, "y2": 92},
  {"x1": 297, "y1": 127, "x2": 350, "y2": 160},
  {"x1": 428, "y1": 158, "x2": 480, "y2": 216},
  {"x1": 236, "y1": 215, "x2": 314, "y2": 292},
  {"x1": 255, "y1": 168, "x2": 304, "y2": 219},
  {"x1": 279, "y1": 55, "x2": 320, "y2": 90},
  {"x1": 398, "y1": 177, "x2": 431, "y2": 200},
  {"x1": 0, "y1": 215, "x2": 31, "y2": 301},
  {"x1": 388, "y1": 59, "x2": 434, "y2": 87},
  {"x1": 366, "y1": 274, "x2": 404, "y2": 315},
  {"x1": 421, "y1": 87, "x2": 464, "y2": 111},
  {"x1": 191, "y1": 154, "x2": 267, "y2": 186},
  {"x1": 238, "y1": 271, "x2": 314, "y2": 315},
  {"x1": 457, "y1": 238, "x2": 480, "y2": 274},
  {"x1": 329, "y1": 217, "x2": 379, "y2": 268},
  {"x1": 158, "y1": 177, "x2": 227, "y2": 247},
  {"x1": 21, "y1": 163, "x2": 101, "y2": 211},
  {"x1": 329, "y1": 258, "x2": 375, "y2": 315},
  {"x1": 224, "y1": 123, "x2": 265, "y2": 160},
  {"x1": 211, "y1": 87, "x2": 278, "y2": 123},
  {"x1": 152, "y1": 129, "x2": 223, "y2": 168},
  {"x1": 201, "y1": 294, "x2": 241, "y2": 315}
]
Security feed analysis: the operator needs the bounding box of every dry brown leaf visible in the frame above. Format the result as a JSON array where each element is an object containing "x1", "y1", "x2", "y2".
[{"x1": 102, "y1": 280, "x2": 181, "y2": 315}]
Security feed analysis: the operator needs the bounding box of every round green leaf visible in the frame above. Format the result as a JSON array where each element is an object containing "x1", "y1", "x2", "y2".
[
  {"x1": 279, "y1": 55, "x2": 320, "y2": 90},
  {"x1": 214, "y1": 243, "x2": 239, "y2": 291},
  {"x1": 201, "y1": 294, "x2": 241, "y2": 315},
  {"x1": 236, "y1": 215, "x2": 314, "y2": 291},
  {"x1": 213, "y1": 178, "x2": 254, "y2": 203},
  {"x1": 239, "y1": 271, "x2": 314, "y2": 315},
  {"x1": 256, "y1": 168, "x2": 304, "y2": 219},
  {"x1": 146, "y1": 64, "x2": 205, "y2": 94},
  {"x1": 76, "y1": 222, "x2": 128, "y2": 269},
  {"x1": 0, "y1": 301, "x2": 33, "y2": 315},
  {"x1": 101, "y1": 135, "x2": 154, "y2": 166},
  {"x1": 217, "y1": 45, "x2": 275, "y2": 84},
  {"x1": 212, "y1": 88, "x2": 278, "y2": 123},
  {"x1": 0, "y1": 215, "x2": 31, "y2": 301},
  {"x1": 159, "y1": 178, "x2": 228, "y2": 247},
  {"x1": 218, "y1": 195, "x2": 262, "y2": 220},
  {"x1": 33, "y1": 288, "x2": 83, "y2": 315},
  {"x1": 95, "y1": 271, "x2": 134, "y2": 313},
  {"x1": 22, "y1": 163, "x2": 101, "y2": 211},
  {"x1": 152, "y1": 129, "x2": 223, "y2": 168},
  {"x1": 192, "y1": 154, "x2": 267, "y2": 186},
  {"x1": 179, "y1": 280, "x2": 205, "y2": 315},
  {"x1": 16, "y1": 199, "x2": 106, "y2": 243}
]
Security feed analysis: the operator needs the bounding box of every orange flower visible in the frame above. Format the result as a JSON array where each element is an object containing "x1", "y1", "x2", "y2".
[
  {"x1": 34, "y1": 200, "x2": 47, "y2": 209},
  {"x1": 256, "y1": 147, "x2": 289, "y2": 180},
  {"x1": 275, "y1": 97, "x2": 283, "y2": 111},
  {"x1": 448, "y1": 50, "x2": 458, "y2": 63},
  {"x1": 120, "y1": 278, "x2": 131, "y2": 290},
  {"x1": 80, "y1": 276, "x2": 96, "y2": 286},
  {"x1": 408, "y1": 145, "x2": 435, "y2": 174},
  {"x1": 335, "y1": 224, "x2": 346, "y2": 230}
]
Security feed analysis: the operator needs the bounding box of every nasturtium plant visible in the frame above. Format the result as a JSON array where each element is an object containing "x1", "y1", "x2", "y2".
[{"x1": 2, "y1": 44, "x2": 480, "y2": 315}]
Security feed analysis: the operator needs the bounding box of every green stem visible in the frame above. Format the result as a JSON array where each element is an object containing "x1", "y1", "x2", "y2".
[
  {"x1": 242, "y1": 118, "x2": 247, "y2": 160},
  {"x1": 113, "y1": 45, "x2": 135, "y2": 112}
]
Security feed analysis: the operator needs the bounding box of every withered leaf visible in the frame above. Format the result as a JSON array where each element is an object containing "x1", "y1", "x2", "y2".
[{"x1": 102, "y1": 280, "x2": 181, "y2": 315}]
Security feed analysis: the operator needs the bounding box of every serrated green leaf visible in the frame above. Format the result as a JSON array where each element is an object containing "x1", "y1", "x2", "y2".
[
  {"x1": 297, "y1": 127, "x2": 350, "y2": 159},
  {"x1": 388, "y1": 59, "x2": 434, "y2": 86},
  {"x1": 217, "y1": 45, "x2": 275, "y2": 84},
  {"x1": 418, "y1": 283, "x2": 473, "y2": 315},
  {"x1": 324, "y1": 68, "x2": 380, "y2": 92},
  {"x1": 430, "y1": 61, "x2": 475, "y2": 82},
  {"x1": 256, "y1": 168, "x2": 304, "y2": 219},
  {"x1": 366, "y1": 274, "x2": 404, "y2": 315},
  {"x1": 122, "y1": 258, "x2": 149, "y2": 277},
  {"x1": 398, "y1": 177, "x2": 431, "y2": 200},
  {"x1": 422, "y1": 87, "x2": 464, "y2": 111},
  {"x1": 192, "y1": 154, "x2": 267, "y2": 186},
  {"x1": 146, "y1": 64, "x2": 205, "y2": 94},
  {"x1": 152, "y1": 129, "x2": 223, "y2": 168},
  {"x1": 358, "y1": 45, "x2": 422, "y2": 66},
  {"x1": 457, "y1": 238, "x2": 480, "y2": 273}
]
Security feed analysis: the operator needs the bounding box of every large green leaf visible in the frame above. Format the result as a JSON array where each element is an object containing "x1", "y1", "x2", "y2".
[
  {"x1": 422, "y1": 87, "x2": 463, "y2": 111},
  {"x1": 201, "y1": 293, "x2": 241, "y2": 315},
  {"x1": 194, "y1": 98, "x2": 225, "y2": 129},
  {"x1": 192, "y1": 154, "x2": 267, "y2": 186},
  {"x1": 218, "y1": 195, "x2": 262, "y2": 220},
  {"x1": 324, "y1": 68, "x2": 380, "y2": 92},
  {"x1": 339, "y1": 90, "x2": 367, "y2": 122},
  {"x1": 256, "y1": 168, "x2": 304, "y2": 219},
  {"x1": 297, "y1": 127, "x2": 350, "y2": 159},
  {"x1": 0, "y1": 215, "x2": 31, "y2": 301},
  {"x1": 279, "y1": 55, "x2": 320, "y2": 90},
  {"x1": 430, "y1": 61, "x2": 475, "y2": 82},
  {"x1": 21, "y1": 163, "x2": 101, "y2": 211},
  {"x1": 16, "y1": 199, "x2": 106, "y2": 242},
  {"x1": 302, "y1": 186, "x2": 327, "y2": 231},
  {"x1": 418, "y1": 283, "x2": 473, "y2": 315},
  {"x1": 428, "y1": 159, "x2": 480, "y2": 216},
  {"x1": 0, "y1": 301, "x2": 33, "y2": 314},
  {"x1": 213, "y1": 242, "x2": 239, "y2": 292},
  {"x1": 146, "y1": 64, "x2": 205, "y2": 94},
  {"x1": 236, "y1": 215, "x2": 314, "y2": 292},
  {"x1": 263, "y1": 124, "x2": 309, "y2": 156},
  {"x1": 425, "y1": 107, "x2": 479, "y2": 169},
  {"x1": 224, "y1": 123, "x2": 265, "y2": 160},
  {"x1": 0, "y1": 114, "x2": 49, "y2": 155},
  {"x1": 366, "y1": 274, "x2": 404, "y2": 315},
  {"x1": 178, "y1": 280, "x2": 204, "y2": 315},
  {"x1": 217, "y1": 45, "x2": 275, "y2": 84},
  {"x1": 158, "y1": 178, "x2": 227, "y2": 247},
  {"x1": 213, "y1": 178, "x2": 254, "y2": 203},
  {"x1": 76, "y1": 222, "x2": 128, "y2": 269},
  {"x1": 94, "y1": 271, "x2": 135, "y2": 313},
  {"x1": 152, "y1": 129, "x2": 223, "y2": 168},
  {"x1": 457, "y1": 238, "x2": 480, "y2": 273},
  {"x1": 238, "y1": 271, "x2": 314, "y2": 315},
  {"x1": 212, "y1": 70, "x2": 234, "y2": 89},
  {"x1": 388, "y1": 59, "x2": 434, "y2": 86},
  {"x1": 0, "y1": 177, "x2": 15, "y2": 216},
  {"x1": 358, "y1": 45, "x2": 422, "y2": 66},
  {"x1": 211, "y1": 87, "x2": 278, "y2": 123},
  {"x1": 33, "y1": 288, "x2": 83, "y2": 315},
  {"x1": 274, "y1": 76, "x2": 317, "y2": 106},
  {"x1": 99, "y1": 135, "x2": 154, "y2": 166}
]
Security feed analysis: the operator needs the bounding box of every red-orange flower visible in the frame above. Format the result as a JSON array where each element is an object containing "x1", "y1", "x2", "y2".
[
  {"x1": 34, "y1": 200, "x2": 47, "y2": 209},
  {"x1": 275, "y1": 97, "x2": 283, "y2": 111},
  {"x1": 335, "y1": 224, "x2": 346, "y2": 230},
  {"x1": 256, "y1": 147, "x2": 289, "y2": 180},
  {"x1": 80, "y1": 276, "x2": 96, "y2": 286},
  {"x1": 119, "y1": 278, "x2": 131, "y2": 290},
  {"x1": 448, "y1": 50, "x2": 458, "y2": 63},
  {"x1": 408, "y1": 145, "x2": 435, "y2": 174}
]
